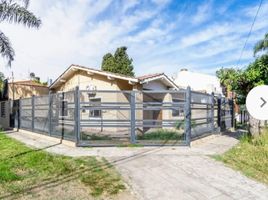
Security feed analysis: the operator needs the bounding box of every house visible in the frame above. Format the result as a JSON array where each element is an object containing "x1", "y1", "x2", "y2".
[
  {"x1": 49, "y1": 64, "x2": 182, "y2": 138},
  {"x1": 49, "y1": 64, "x2": 178, "y2": 92},
  {"x1": 0, "y1": 80, "x2": 49, "y2": 129},
  {"x1": 7, "y1": 80, "x2": 49, "y2": 100},
  {"x1": 174, "y1": 69, "x2": 223, "y2": 96}
]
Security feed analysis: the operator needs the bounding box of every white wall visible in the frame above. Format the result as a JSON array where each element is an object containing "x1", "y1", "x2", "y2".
[
  {"x1": 174, "y1": 70, "x2": 223, "y2": 95},
  {"x1": 142, "y1": 80, "x2": 167, "y2": 90}
]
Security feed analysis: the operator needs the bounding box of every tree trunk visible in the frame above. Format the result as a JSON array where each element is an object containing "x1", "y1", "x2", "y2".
[{"x1": 249, "y1": 115, "x2": 267, "y2": 136}]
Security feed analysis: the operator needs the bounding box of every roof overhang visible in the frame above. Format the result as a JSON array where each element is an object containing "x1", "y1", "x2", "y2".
[
  {"x1": 139, "y1": 74, "x2": 179, "y2": 89},
  {"x1": 49, "y1": 64, "x2": 139, "y2": 89}
]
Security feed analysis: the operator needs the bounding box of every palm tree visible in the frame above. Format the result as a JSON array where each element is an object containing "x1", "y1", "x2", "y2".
[
  {"x1": 254, "y1": 33, "x2": 268, "y2": 56},
  {"x1": 0, "y1": 0, "x2": 41, "y2": 66}
]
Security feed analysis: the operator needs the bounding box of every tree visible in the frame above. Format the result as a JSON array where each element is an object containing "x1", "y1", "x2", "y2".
[
  {"x1": 0, "y1": 0, "x2": 41, "y2": 66},
  {"x1": 101, "y1": 46, "x2": 135, "y2": 76},
  {"x1": 0, "y1": 71, "x2": 4, "y2": 90},
  {"x1": 216, "y1": 68, "x2": 241, "y2": 95},
  {"x1": 216, "y1": 54, "x2": 268, "y2": 136},
  {"x1": 217, "y1": 55, "x2": 268, "y2": 105},
  {"x1": 101, "y1": 53, "x2": 116, "y2": 73},
  {"x1": 254, "y1": 33, "x2": 268, "y2": 56}
]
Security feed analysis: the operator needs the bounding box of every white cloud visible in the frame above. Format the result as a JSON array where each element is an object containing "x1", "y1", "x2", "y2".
[
  {"x1": 0, "y1": 0, "x2": 268, "y2": 82},
  {"x1": 191, "y1": 0, "x2": 212, "y2": 25}
]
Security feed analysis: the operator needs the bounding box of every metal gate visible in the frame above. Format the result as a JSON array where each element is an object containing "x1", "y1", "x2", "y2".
[
  {"x1": 78, "y1": 90, "x2": 187, "y2": 146},
  {"x1": 15, "y1": 87, "x2": 234, "y2": 147}
]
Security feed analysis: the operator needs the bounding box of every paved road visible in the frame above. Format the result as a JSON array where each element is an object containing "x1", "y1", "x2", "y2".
[{"x1": 5, "y1": 130, "x2": 268, "y2": 200}]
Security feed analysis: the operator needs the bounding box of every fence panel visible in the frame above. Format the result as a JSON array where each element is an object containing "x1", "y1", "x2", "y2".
[
  {"x1": 135, "y1": 90, "x2": 186, "y2": 145},
  {"x1": 79, "y1": 90, "x2": 132, "y2": 146},
  {"x1": 20, "y1": 98, "x2": 32, "y2": 130},
  {"x1": 50, "y1": 91, "x2": 76, "y2": 141},
  {"x1": 190, "y1": 91, "x2": 217, "y2": 138},
  {"x1": 220, "y1": 97, "x2": 233, "y2": 131},
  {"x1": 33, "y1": 95, "x2": 49, "y2": 134}
]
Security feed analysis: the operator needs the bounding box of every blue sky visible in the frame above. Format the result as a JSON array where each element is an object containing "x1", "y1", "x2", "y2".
[{"x1": 1, "y1": 0, "x2": 268, "y2": 81}]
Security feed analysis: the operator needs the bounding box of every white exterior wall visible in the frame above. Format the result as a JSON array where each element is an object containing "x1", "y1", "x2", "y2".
[
  {"x1": 142, "y1": 80, "x2": 167, "y2": 90},
  {"x1": 175, "y1": 70, "x2": 223, "y2": 95}
]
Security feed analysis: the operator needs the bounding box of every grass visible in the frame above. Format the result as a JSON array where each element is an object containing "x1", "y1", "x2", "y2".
[
  {"x1": 116, "y1": 143, "x2": 144, "y2": 147},
  {"x1": 213, "y1": 130, "x2": 268, "y2": 185},
  {"x1": 137, "y1": 129, "x2": 184, "y2": 140},
  {"x1": 236, "y1": 122, "x2": 249, "y2": 130},
  {"x1": 81, "y1": 133, "x2": 113, "y2": 140},
  {"x1": 0, "y1": 132, "x2": 125, "y2": 198}
]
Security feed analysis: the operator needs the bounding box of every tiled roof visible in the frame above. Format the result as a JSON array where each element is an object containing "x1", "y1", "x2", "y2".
[
  {"x1": 74, "y1": 64, "x2": 137, "y2": 80},
  {"x1": 12, "y1": 80, "x2": 48, "y2": 87},
  {"x1": 137, "y1": 73, "x2": 164, "y2": 81}
]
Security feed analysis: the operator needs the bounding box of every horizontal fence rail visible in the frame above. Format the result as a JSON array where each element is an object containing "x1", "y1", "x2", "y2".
[{"x1": 11, "y1": 87, "x2": 234, "y2": 147}]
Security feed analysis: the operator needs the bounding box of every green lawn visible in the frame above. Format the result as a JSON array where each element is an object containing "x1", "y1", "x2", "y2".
[
  {"x1": 213, "y1": 130, "x2": 268, "y2": 185},
  {"x1": 0, "y1": 132, "x2": 125, "y2": 199},
  {"x1": 137, "y1": 129, "x2": 184, "y2": 140}
]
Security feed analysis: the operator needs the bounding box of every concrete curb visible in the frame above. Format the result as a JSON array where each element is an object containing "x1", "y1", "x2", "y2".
[{"x1": 13, "y1": 128, "x2": 76, "y2": 147}]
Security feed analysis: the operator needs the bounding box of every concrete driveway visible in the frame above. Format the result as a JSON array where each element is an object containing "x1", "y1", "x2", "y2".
[{"x1": 5, "y1": 130, "x2": 268, "y2": 200}]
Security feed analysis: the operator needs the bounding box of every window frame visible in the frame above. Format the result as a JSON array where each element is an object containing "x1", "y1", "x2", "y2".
[{"x1": 88, "y1": 97, "x2": 102, "y2": 118}]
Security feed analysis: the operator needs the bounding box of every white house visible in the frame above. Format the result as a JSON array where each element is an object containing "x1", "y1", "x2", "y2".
[{"x1": 174, "y1": 69, "x2": 223, "y2": 95}]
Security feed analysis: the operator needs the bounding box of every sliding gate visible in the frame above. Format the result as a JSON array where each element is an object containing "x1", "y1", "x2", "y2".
[{"x1": 78, "y1": 90, "x2": 187, "y2": 146}]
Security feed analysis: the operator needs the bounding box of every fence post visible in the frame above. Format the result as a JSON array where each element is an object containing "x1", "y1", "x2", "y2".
[
  {"x1": 231, "y1": 98, "x2": 235, "y2": 129},
  {"x1": 18, "y1": 98, "x2": 21, "y2": 130},
  {"x1": 211, "y1": 92, "x2": 215, "y2": 133},
  {"x1": 185, "y1": 86, "x2": 191, "y2": 146},
  {"x1": 32, "y1": 95, "x2": 35, "y2": 132},
  {"x1": 48, "y1": 91, "x2": 52, "y2": 136},
  {"x1": 130, "y1": 91, "x2": 136, "y2": 144},
  {"x1": 74, "y1": 86, "x2": 80, "y2": 146},
  {"x1": 217, "y1": 95, "x2": 222, "y2": 132}
]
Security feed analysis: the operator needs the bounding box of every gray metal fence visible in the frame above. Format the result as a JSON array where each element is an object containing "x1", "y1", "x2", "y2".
[{"x1": 15, "y1": 87, "x2": 234, "y2": 146}]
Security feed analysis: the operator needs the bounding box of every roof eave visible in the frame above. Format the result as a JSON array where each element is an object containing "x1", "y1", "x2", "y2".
[{"x1": 139, "y1": 74, "x2": 179, "y2": 89}]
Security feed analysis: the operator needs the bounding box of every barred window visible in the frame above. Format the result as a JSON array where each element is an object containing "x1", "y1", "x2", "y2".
[{"x1": 89, "y1": 98, "x2": 101, "y2": 118}]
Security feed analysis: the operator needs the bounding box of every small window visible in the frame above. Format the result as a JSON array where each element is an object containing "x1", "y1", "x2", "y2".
[
  {"x1": 89, "y1": 98, "x2": 101, "y2": 118},
  {"x1": 0, "y1": 102, "x2": 6, "y2": 118}
]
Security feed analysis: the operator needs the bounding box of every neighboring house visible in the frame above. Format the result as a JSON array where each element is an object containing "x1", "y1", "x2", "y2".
[
  {"x1": 7, "y1": 80, "x2": 49, "y2": 100},
  {"x1": 0, "y1": 80, "x2": 49, "y2": 130},
  {"x1": 174, "y1": 69, "x2": 223, "y2": 96},
  {"x1": 49, "y1": 64, "x2": 182, "y2": 136}
]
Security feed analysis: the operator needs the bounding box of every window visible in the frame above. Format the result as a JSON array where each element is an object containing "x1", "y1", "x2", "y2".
[
  {"x1": 172, "y1": 98, "x2": 184, "y2": 117},
  {"x1": 89, "y1": 98, "x2": 101, "y2": 118},
  {"x1": 0, "y1": 102, "x2": 6, "y2": 118}
]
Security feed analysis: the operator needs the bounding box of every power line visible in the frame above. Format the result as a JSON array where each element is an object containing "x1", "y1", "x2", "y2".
[{"x1": 236, "y1": 0, "x2": 263, "y2": 68}]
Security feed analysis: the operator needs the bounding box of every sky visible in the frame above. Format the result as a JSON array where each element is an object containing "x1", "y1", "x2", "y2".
[{"x1": 1, "y1": 0, "x2": 268, "y2": 82}]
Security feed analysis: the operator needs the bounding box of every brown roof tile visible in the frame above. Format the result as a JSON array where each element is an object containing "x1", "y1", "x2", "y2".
[{"x1": 137, "y1": 73, "x2": 164, "y2": 81}]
